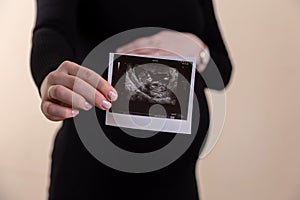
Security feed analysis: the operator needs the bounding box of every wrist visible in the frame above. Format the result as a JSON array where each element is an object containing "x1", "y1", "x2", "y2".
[{"x1": 183, "y1": 33, "x2": 210, "y2": 72}]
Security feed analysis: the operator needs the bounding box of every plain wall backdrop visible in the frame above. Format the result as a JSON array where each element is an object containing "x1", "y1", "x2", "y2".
[{"x1": 0, "y1": 0, "x2": 299, "y2": 199}]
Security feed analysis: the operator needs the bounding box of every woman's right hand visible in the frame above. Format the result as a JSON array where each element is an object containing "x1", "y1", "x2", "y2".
[{"x1": 40, "y1": 61, "x2": 118, "y2": 121}]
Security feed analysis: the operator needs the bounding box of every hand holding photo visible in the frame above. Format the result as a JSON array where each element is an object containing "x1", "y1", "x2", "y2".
[{"x1": 106, "y1": 53, "x2": 196, "y2": 134}]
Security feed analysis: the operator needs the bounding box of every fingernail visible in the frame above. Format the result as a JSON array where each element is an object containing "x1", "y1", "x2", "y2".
[
  {"x1": 72, "y1": 109, "x2": 79, "y2": 117},
  {"x1": 108, "y1": 91, "x2": 118, "y2": 101},
  {"x1": 102, "y1": 100, "x2": 112, "y2": 109},
  {"x1": 84, "y1": 101, "x2": 93, "y2": 110}
]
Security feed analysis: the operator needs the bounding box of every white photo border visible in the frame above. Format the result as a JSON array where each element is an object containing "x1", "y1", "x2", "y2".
[{"x1": 105, "y1": 53, "x2": 196, "y2": 134}]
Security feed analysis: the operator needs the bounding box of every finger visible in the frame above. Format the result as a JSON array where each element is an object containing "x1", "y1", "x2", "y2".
[
  {"x1": 116, "y1": 37, "x2": 152, "y2": 53},
  {"x1": 129, "y1": 48, "x2": 177, "y2": 57},
  {"x1": 48, "y1": 73, "x2": 116, "y2": 107},
  {"x1": 48, "y1": 85, "x2": 93, "y2": 111},
  {"x1": 94, "y1": 91, "x2": 112, "y2": 110},
  {"x1": 48, "y1": 62, "x2": 117, "y2": 103},
  {"x1": 127, "y1": 48, "x2": 157, "y2": 55},
  {"x1": 41, "y1": 100, "x2": 79, "y2": 121},
  {"x1": 54, "y1": 80, "x2": 112, "y2": 110},
  {"x1": 153, "y1": 50, "x2": 178, "y2": 57},
  {"x1": 56, "y1": 61, "x2": 118, "y2": 101}
]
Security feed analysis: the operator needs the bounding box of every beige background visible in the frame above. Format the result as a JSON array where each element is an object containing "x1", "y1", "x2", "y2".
[{"x1": 0, "y1": 0, "x2": 299, "y2": 199}]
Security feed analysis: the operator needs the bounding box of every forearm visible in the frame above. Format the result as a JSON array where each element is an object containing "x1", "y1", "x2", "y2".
[
  {"x1": 198, "y1": 0, "x2": 233, "y2": 90},
  {"x1": 30, "y1": 0, "x2": 79, "y2": 93},
  {"x1": 30, "y1": 27, "x2": 75, "y2": 92}
]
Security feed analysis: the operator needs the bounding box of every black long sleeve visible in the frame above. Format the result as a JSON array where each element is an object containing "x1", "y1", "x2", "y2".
[
  {"x1": 198, "y1": 0, "x2": 233, "y2": 90},
  {"x1": 30, "y1": 0, "x2": 79, "y2": 91}
]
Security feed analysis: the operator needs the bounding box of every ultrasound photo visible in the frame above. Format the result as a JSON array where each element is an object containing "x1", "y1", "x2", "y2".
[
  {"x1": 106, "y1": 53, "x2": 196, "y2": 134},
  {"x1": 125, "y1": 63, "x2": 178, "y2": 105}
]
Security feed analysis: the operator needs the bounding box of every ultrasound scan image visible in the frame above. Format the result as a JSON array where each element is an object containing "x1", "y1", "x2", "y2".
[
  {"x1": 110, "y1": 54, "x2": 192, "y2": 120},
  {"x1": 125, "y1": 63, "x2": 178, "y2": 105}
]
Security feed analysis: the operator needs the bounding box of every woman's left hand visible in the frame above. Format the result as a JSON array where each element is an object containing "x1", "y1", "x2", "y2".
[{"x1": 116, "y1": 30, "x2": 209, "y2": 72}]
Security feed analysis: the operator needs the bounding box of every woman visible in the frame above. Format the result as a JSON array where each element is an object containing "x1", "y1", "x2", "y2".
[{"x1": 31, "y1": 0, "x2": 232, "y2": 199}]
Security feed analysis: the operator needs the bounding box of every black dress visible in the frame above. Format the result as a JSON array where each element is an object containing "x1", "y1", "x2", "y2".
[{"x1": 30, "y1": 0, "x2": 232, "y2": 199}]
